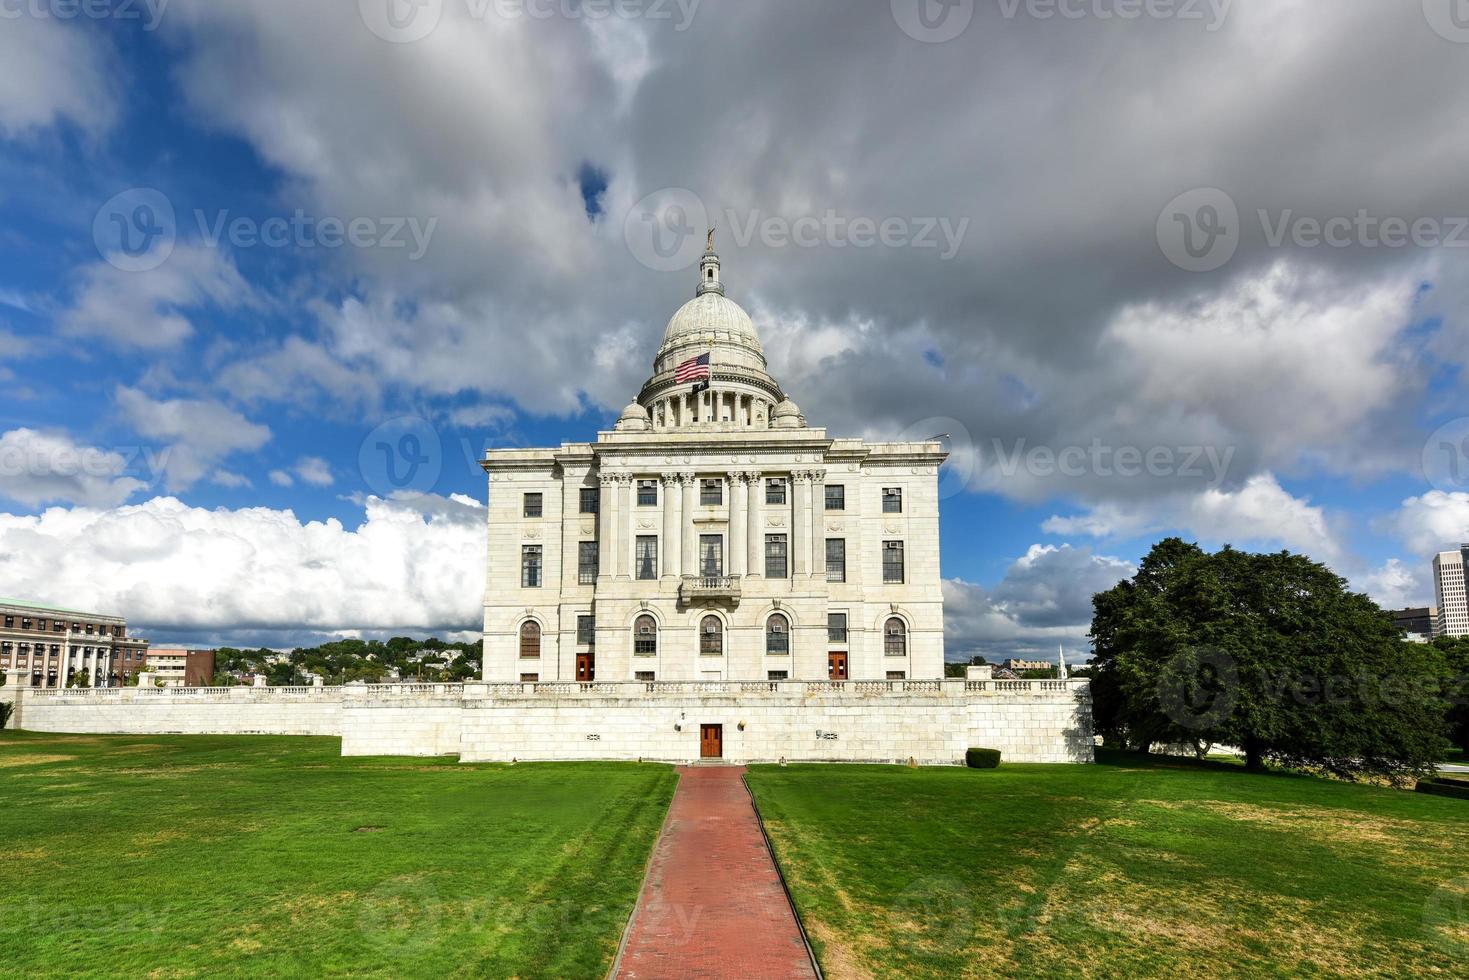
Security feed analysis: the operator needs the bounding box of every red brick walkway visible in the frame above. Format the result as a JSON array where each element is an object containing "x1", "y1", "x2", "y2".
[{"x1": 614, "y1": 766, "x2": 818, "y2": 980}]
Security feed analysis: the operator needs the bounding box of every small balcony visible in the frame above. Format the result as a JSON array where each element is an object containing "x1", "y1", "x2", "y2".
[{"x1": 679, "y1": 574, "x2": 742, "y2": 605}]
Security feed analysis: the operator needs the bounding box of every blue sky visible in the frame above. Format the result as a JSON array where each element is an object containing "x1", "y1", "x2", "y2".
[{"x1": 1, "y1": 2, "x2": 1467, "y2": 657}]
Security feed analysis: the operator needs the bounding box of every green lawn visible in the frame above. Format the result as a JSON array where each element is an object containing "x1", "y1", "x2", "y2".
[
  {"x1": 746, "y1": 756, "x2": 1469, "y2": 978},
  {"x1": 0, "y1": 732, "x2": 676, "y2": 978}
]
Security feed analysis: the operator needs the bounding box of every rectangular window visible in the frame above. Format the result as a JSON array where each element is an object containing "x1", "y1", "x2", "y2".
[
  {"x1": 765, "y1": 534, "x2": 788, "y2": 579},
  {"x1": 3, "y1": 617, "x2": 11, "y2": 627},
  {"x1": 699, "y1": 535, "x2": 724, "y2": 578},
  {"x1": 637, "y1": 480, "x2": 658, "y2": 506},
  {"x1": 767, "y1": 670, "x2": 789, "y2": 682},
  {"x1": 520, "y1": 673, "x2": 539, "y2": 683},
  {"x1": 828, "y1": 613, "x2": 848, "y2": 643},
  {"x1": 766, "y1": 479, "x2": 787, "y2": 505},
  {"x1": 826, "y1": 539, "x2": 846, "y2": 583},
  {"x1": 523, "y1": 493, "x2": 543, "y2": 518},
  {"x1": 825, "y1": 485, "x2": 845, "y2": 511},
  {"x1": 700, "y1": 479, "x2": 723, "y2": 506},
  {"x1": 886, "y1": 671, "x2": 907, "y2": 681},
  {"x1": 578, "y1": 541, "x2": 599, "y2": 585},
  {"x1": 883, "y1": 541, "x2": 905, "y2": 584},
  {"x1": 636, "y1": 536, "x2": 658, "y2": 581},
  {"x1": 577, "y1": 615, "x2": 595, "y2": 646},
  {"x1": 579, "y1": 487, "x2": 599, "y2": 514},
  {"x1": 521, "y1": 545, "x2": 542, "y2": 588},
  {"x1": 635, "y1": 671, "x2": 656, "y2": 682},
  {"x1": 883, "y1": 488, "x2": 903, "y2": 513}
]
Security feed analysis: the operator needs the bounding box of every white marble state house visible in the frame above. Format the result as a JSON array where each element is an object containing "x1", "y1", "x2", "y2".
[
  {"x1": 3, "y1": 245, "x2": 1094, "y2": 767},
  {"x1": 481, "y1": 243, "x2": 946, "y2": 686}
]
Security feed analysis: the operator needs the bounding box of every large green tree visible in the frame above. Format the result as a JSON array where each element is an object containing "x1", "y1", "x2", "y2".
[{"x1": 1090, "y1": 538, "x2": 1448, "y2": 781}]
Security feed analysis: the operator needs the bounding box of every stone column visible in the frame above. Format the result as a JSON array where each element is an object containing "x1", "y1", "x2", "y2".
[
  {"x1": 59, "y1": 643, "x2": 71, "y2": 688},
  {"x1": 598, "y1": 475, "x2": 616, "y2": 581},
  {"x1": 3, "y1": 667, "x2": 26, "y2": 728},
  {"x1": 619, "y1": 476, "x2": 635, "y2": 579},
  {"x1": 681, "y1": 474, "x2": 697, "y2": 578},
  {"x1": 746, "y1": 471, "x2": 762, "y2": 576},
  {"x1": 792, "y1": 472, "x2": 810, "y2": 577},
  {"x1": 729, "y1": 472, "x2": 747, "y2": 577},
  {"x1": 810, "y1": 469, "x2": 827, "y2": 580},
  {"x1": 661, "y1": 473, "x2": 680, "y2": 577}
]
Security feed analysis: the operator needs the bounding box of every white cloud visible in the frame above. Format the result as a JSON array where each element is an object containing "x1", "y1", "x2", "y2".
[
  {"x1": 293, "y1": 456, "x2": 333, "y2": 487},
  {"x1": 0, "y1": 17, "x2": 116, "y2": 136},
  {"x1": 0, "y1": 428, "x2": 148, "y2": 508},
  {"x1": 268, "y1": 469, "x2": 293, "y2": 488},
  {"x1": 116, "y1": 387, "x2": 271, "y2": 491},
  {"x1": 0, "y1": 493, "x2": 484, "y2": 635},
  {"x1": 1385, "y1": 491, "x2": 1469, "y2": 558},
  {"x1": 61, "y1": 246, "x2": 257, "y2": 350},
  {"x1": 1354, "y1": 558, "x2": 1430, "y2": 611},
  {"x1": 943, "y1": 545, "x2": 1135, "y2": 662},
  {"x1": 210, "y1": 470, "x2": 252, "y2": 489},
  {"x1": 1044, "y1": 473, "x2": 1343, "y2": 565}
]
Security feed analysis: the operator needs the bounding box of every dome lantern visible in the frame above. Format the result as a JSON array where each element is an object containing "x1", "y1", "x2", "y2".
[{"x1": 697, "y1": 227, "x2": 724, "y2": 297}]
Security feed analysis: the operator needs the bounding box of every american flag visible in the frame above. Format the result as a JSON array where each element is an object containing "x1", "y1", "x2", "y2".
[{"x1": 675, "y1": 353, "x2": 711, "y2": 384}]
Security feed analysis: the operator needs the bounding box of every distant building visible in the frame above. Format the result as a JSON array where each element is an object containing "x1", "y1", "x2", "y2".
[
  {"x1": 145, "y1": 649, "x2": 217, "y2": 687},
  {"x1": 0, "y1": 599, "x2": 149, "y2": 688},
  {"x1": 1390, "y1": 607, "x2": 1437, "y2": 641},
  {"x1": 1001, "y1": 658, "x2": 1052, "y2": 673},
  {"x1": 1433, "y1": 548, "x2": 1469, "y2": 638}
]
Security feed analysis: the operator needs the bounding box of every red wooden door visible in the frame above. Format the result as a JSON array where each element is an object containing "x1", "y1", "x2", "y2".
[
  {"x1": 700, "y1": 724, "x2": 723, "y2": 758},
  {"x1": 828, "y1": 652, "x2": 849, "y2": 681},
  {"x1": 576, "y1": 653, "x2": 595, "y2": 682}
]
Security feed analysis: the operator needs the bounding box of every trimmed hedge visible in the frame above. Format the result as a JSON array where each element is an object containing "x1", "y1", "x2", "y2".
[
  {"x1": 966, "y1": 748, "x2": 1002, "y2": 769},
  {"x1": 1417, "y1": 779, "x2": 1469, "y2": 801}
]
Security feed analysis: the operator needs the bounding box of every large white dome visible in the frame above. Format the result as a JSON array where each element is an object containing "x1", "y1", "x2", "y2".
[{"x1": 661, "y1": 291, "x2": 764, "y2": 355}]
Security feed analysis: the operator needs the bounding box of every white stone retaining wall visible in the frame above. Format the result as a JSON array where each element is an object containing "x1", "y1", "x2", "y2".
[
  {"x1": 16, "y1": 686, "x2": 342, "y2": 737},
  {"x1": 4, "y1": 678, "x2": 1093, "y2": 765},
  {"x1": 450, "y1": 680, "x2": 1092, "y2": 765}
]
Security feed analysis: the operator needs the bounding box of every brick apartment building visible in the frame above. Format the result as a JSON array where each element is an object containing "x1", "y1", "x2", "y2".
[{"x1": 142, "y1": 648, "x2": 217, "y2": 687}]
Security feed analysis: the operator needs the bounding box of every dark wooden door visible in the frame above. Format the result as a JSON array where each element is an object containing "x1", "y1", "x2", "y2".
[
  {"x1": 700, "y1": 724, "x2": 723, "y2": 759},
  {"x1": 828, "y1": 652, "x2": 849, "y2": 681},
  {"x1": 576, "y1": 653, "x2": 595, "y2": 682}
]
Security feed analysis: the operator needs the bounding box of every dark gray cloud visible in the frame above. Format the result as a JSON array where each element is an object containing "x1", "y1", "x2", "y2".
[{"x1": 73, "y1": 0, "x2": 1469, "y2": 575}]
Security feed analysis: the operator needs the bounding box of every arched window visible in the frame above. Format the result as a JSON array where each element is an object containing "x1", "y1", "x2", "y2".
[
  {"x1": 884, "y1": 618, "x2": 907, "y2": 657},
  {"x1": 634, "y1": 615, "x2": 658, "y2": 656},
  {"x1": 700, "y1": 616, "x2": 723, "y2": 656},
  {"x1": 766, "y1": 614, "x2": 790, "y2": 656},
  {"x1": 519, "y1": 621, "x2": 541, "y2": 659}
]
